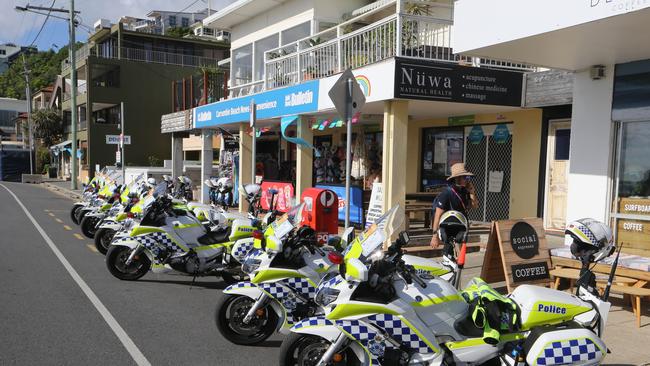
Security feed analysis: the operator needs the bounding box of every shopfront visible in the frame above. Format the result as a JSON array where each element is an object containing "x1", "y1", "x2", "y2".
[{"x1": 611, "y1": 60, "x2": 650, "y2": 257}]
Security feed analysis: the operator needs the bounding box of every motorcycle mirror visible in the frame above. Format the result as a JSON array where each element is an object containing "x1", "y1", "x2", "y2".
[{"x1": 327, "y1": 251, "x2": 344, "y2": 265}]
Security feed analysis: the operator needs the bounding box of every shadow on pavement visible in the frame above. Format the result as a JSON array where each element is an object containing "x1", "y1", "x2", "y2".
[{"x1": 136, "y1": 278, "x2": 228, "y2": 290}]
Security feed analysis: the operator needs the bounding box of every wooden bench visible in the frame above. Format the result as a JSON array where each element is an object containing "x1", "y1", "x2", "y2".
[
  {"x1": 596, "y1": 284, "x2": 650, "y2": 327},
  {"x1": 550, "y1": 268, "x2": 637, "y2": 291}
]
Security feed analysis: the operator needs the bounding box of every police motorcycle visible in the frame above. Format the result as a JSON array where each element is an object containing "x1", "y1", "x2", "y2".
[
  {"x1": 77, "y1": 181, "x2": 123, "y2": 236},
  {"x1": 69, "y1": 169, "x2": 113, "y2": 225},
  {"x1": 93, "y1": 176, "x2": 151, "y2": 254},
  {"x1": 106, "y1": 182, "x2": 259, "y2": 284},
  {"x1": 216, "y1": 203, "x2": 345, "y2": 345},
  {"x1": 174, "y1": 175, "x2": 194, "y2": 201},
  {"x1": 218, "y1": 205, "x2": 459, "y2": 347},
  {"x1": 281, "y1": 211, "x2": 616, "y2": 366}
]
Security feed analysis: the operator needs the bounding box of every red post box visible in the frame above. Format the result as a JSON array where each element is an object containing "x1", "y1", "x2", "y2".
[{"x1": 301, "y1": 188, "x2": 338, "y2": 244}]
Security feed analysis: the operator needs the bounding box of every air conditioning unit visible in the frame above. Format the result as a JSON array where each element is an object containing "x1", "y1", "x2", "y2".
[
  {"x1": 94, "y1": 18, "x2": 112, "y2": 32},
  {"x1": 215, "y1": 30, "x2": 231, "y2": 42}
]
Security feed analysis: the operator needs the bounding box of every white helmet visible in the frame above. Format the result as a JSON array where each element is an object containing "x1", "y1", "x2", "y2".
[
  {"x1": 146, "y1": 177, "x2": 157, "y2": 188},
  {"x1": 565, "y1": 218, "x2": 614, "y2": 263},
  {"x1": 438, "y1": 210, "x2": 469, "y2": 244}
]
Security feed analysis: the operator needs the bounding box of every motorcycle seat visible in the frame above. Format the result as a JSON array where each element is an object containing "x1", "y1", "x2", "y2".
[{"x1": 198, "y1": 227, "x2": 231, "y2": 245}]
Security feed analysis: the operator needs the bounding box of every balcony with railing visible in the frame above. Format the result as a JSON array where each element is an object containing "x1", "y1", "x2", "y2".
[
  {"x1": 62, "y1": 44, "x2": 221, "y2": 73},
  {"x1": 229, "y1": 3, "x2": 536, "y2": 97}
]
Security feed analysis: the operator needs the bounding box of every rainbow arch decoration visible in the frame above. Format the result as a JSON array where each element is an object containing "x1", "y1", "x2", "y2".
[{"x1": 355, "y1": 75, "x2": 371, "y2": 97}]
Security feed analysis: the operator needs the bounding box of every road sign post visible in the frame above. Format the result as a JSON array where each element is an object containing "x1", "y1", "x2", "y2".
[
  {"x1": 328, "y1": 69, "x2": 366, "y2": 228},
  {"x1": 250, "y1": 99, "x2": 256, "y2": 186}
]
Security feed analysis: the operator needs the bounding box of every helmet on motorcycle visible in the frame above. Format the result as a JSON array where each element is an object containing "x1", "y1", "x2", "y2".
[
  {"x1": 438, "y1": 210, "x2": 468, "y2": 245},
  {"x1": 146, "y1": 177, "x2": 157, "y2": 188},
  {"x1": 565, "y1": 219, "x2": 614, "y2": 263},
  {"x1": 178, "y1": 176, "x2": 192, "y2": 185}
]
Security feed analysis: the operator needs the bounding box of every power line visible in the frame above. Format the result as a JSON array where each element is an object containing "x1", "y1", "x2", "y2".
[{"x1": 29, "y1": 0, "x2": 57, "y2": 47}]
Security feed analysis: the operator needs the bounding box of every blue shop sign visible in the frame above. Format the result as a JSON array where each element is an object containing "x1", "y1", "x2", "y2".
[
  {"x1": 493, "y1": 124, "x2": 510, "y2": 144},
  {"x1": 468, "y1": 125, "x2": 484, "y2": 144},
  {"x1": 194, "y1": 80, "x2": 320, "y2": 128},
  {"x1": 316, "y1": 184, "x2": 364, "y2": 225}
]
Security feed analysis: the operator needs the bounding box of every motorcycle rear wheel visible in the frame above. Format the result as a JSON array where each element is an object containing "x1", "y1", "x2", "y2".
[
  {"x1": 94, "y1": 228, "x2": 116, "y2": 255},
  {"x1": 106, "y1": 246, "x2": 150, "y2": 281},
  {"x1": 279, "y1": 333, "x2": 359, "y2": 366},
  {"x1": 215, "y1": 294, "x2": 278, "y2": 345},
  {"x1": 80, "y1": 216, "x2": 100, "y2": 238}
]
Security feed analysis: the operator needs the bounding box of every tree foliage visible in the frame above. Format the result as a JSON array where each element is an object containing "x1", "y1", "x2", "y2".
[
  {"x1": 0, "y1": 47, "x2": 70, "y2": 99},
  {"x1": 166, "y1": 27, "x2": 192, "y2": 38},
  {"x1": 32, "y1": 108, "x2": 63, "y2": 147}
]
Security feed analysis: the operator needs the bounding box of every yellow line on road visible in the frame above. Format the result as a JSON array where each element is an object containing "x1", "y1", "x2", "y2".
[
  {"x1": 63, "y1": 225, "x2": 72, "y2": 231},
  {"x1": 73, "y1": 233, "x2": 85, "y2": 240},
  {"x1": 87, "y1": 244, "x2": 98, "y2": 253},
  {"x1": 55, "y1": 218, "x2": 64, "y2": 223},
  {"x1": 44, "y1": 209, "x2": 50, "y2": 212},
  {"x1": 48, "y1": 212, "x2": 55, "y2": 217}
]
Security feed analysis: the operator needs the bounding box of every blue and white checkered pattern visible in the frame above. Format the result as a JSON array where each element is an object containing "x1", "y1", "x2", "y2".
[
  {"x1": 334, "y1": 320, "x2": 382, "y2": 366},
  {"x1": 576, "y1": 223, "x2": 598, "y2": 245},
  {"x1": 113, "y1": 232, "x2": 184, "y2": 264},
  {"x1": 291, "y1": 316, "x2": 333, "y2": 330},
  {"x1": 231, "y1": 242, "x2": 254, "y2": 262},
  {"x1": 259, "y1": 282, "x2": 291, "y2": 300},
  {"x1": 225, "y1": 281, "x2": 254, "y2": 292},
  {"x1": 536, "y1": 338, "x2": 602, "y2": 365},
  {"x1": 368, "y1": 314, "x2": 433, "y2": 354},
  {"x1": 282, "y1": 278, "x2": 317, "y2": 298}
]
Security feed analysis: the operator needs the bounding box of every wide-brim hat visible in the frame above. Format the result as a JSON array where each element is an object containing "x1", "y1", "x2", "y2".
[{"x1": 447, "y1": 163, "x2": 474, "y2": 181}]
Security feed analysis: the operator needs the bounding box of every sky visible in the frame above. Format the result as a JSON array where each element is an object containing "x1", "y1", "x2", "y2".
[{"x1": 2, "y1": 0, "x2": 236, "y2": 51}]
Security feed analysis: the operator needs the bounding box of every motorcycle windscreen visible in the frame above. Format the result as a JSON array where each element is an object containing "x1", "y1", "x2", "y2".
[{"x1": 344, "y1": 205, "x2": 404, "y2": 263}]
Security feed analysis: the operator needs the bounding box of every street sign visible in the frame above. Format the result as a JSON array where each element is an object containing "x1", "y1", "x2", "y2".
[
  {"x1": 328, "y1": 68, "x2": 366, "y2": 119},
  {"x1": 106, "y1": 135, "x2": 131, "y2": 145},
  {"x1": 115, "y1": 150, "x2": 121, "y2": 164}
]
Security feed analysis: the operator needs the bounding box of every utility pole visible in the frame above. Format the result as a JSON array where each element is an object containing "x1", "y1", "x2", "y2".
[
  {"x1": 15, "y1": 2, "x2": 81, "y2": 186},
  {"x1": 21, "y1": 54, "x2": 34, "y2": 174},
  {"x1": 69, "y1": 0, "x2": 78, "y2": 190},
  {"x1": 120, "y1": 102, "x2": 125, "y2": 184}
]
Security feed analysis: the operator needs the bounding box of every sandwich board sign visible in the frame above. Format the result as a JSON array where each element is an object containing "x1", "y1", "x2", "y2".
[{"x1": 480, "y1": 218, "x2": 552, "y2": 292}]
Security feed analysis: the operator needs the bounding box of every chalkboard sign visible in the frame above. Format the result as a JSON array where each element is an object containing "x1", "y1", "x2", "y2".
[{"x1": 480, "y1": 218, "x2": 552, "y2": 292}]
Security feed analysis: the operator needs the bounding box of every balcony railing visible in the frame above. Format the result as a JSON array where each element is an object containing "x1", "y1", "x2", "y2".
[
  {"x1": 228, "y1": 12, "x2": 537, "y2": 97},
  {"x1": 61, "y1": 44, "x2": 90, "y2": 72},
  {"x1": 62, "y1": 45, "x2": 220, "y2": 72}
]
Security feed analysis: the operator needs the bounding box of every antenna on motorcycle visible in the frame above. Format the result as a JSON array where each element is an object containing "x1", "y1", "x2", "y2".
[{"x1": 603, "y1": 243, "x2": 623, "y2": 301}]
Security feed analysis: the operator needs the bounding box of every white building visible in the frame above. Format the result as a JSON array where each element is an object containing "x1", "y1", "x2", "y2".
[
  {"x1": 163, "y1": 0, "x2": 546, "y2": 234},
  {"x1": 453, "y1": 0, "x2": 650, "y2": 255}
]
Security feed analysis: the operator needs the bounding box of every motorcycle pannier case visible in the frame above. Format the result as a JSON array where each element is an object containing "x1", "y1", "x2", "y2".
[{"x1": 523, "y1": 324, "x2": 606, "y2": 365}]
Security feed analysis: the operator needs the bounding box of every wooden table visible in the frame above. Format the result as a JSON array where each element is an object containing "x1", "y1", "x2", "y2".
[{"x1": 550, "y1": 267, "x2": 637, "y2": 291}]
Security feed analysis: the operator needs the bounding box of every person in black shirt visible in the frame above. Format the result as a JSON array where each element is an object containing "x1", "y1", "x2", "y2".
[{"x1": 430, "y1": 163, "x2": 478, "y2": 249}]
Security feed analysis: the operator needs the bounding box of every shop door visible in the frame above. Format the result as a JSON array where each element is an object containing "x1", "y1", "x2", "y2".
[
  {"x1": 545, "y1": 120, "x2": 571, "y2": 230},
  {"x1": 464, "y1": 124, "x2": 513, "y2": 223}
]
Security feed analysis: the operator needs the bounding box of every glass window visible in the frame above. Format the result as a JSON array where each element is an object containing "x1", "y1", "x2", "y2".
[
  {"x1": 420, "y1": 128, "x2": 464, "y2": 191},
  {"x1": 281, "y1": 22, "x2": 311, "y2": 47},
  {"x1": 181, "y1": 17, "x2": 189, "y2": 27},
  {"x1": 617, "y1": 121, "x2": 650, "y2": 200},
  {"x1": 254, "y1": 34, "x2": 279, "y2": 81},
  {"x1": 93, "y1": 105, "x2": 121, "y2": 124},
  {"x1": 554, "y1": 129, "x2": 571, "y2": 160},
  {"x1": 168, "y1": 15, "x2": 177, "y2": 27},
  {"x1": 232, "y1": 44, "x2": 252, "y2": 86}
]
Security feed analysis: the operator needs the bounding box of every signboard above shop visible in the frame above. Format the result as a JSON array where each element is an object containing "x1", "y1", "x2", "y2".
[
  {"x1": 194, "y1": 80, "x2": 320, "y2": 128},
  {"x1": 394, "y1": 57, "x2": 523, "y2": 107}
]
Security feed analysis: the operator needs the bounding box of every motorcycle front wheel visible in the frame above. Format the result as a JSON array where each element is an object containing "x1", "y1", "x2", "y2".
[
  {"x1": 70, "y1": 205, "x2": 83, "y2": 225},
  {"x1": 75, "y1": 209, "x2": 89, "y2": 226},
  {"x1": 94, "y1": 228, "x2": 116, "y2": 255},
  {"x1": 106, "y1": 246, "x2": 150, "y2": 281},
  {"x1": 80, "y1": 216, "x2": 100, "y2": 238},
  {"x1": 215, "y1": 294, "x2": 278, "y2": 345},
  {"x1": 279, "y1": 333, "x2": 359, "y2": 366}
]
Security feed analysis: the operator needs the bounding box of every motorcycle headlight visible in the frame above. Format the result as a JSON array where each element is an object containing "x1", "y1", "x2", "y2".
[
  {"x1": 242, "y1": 258, "x2": 261, "y2": 274},
  {"x1": 315, "y1": 287, "x2": 340, "y2": 307}
]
